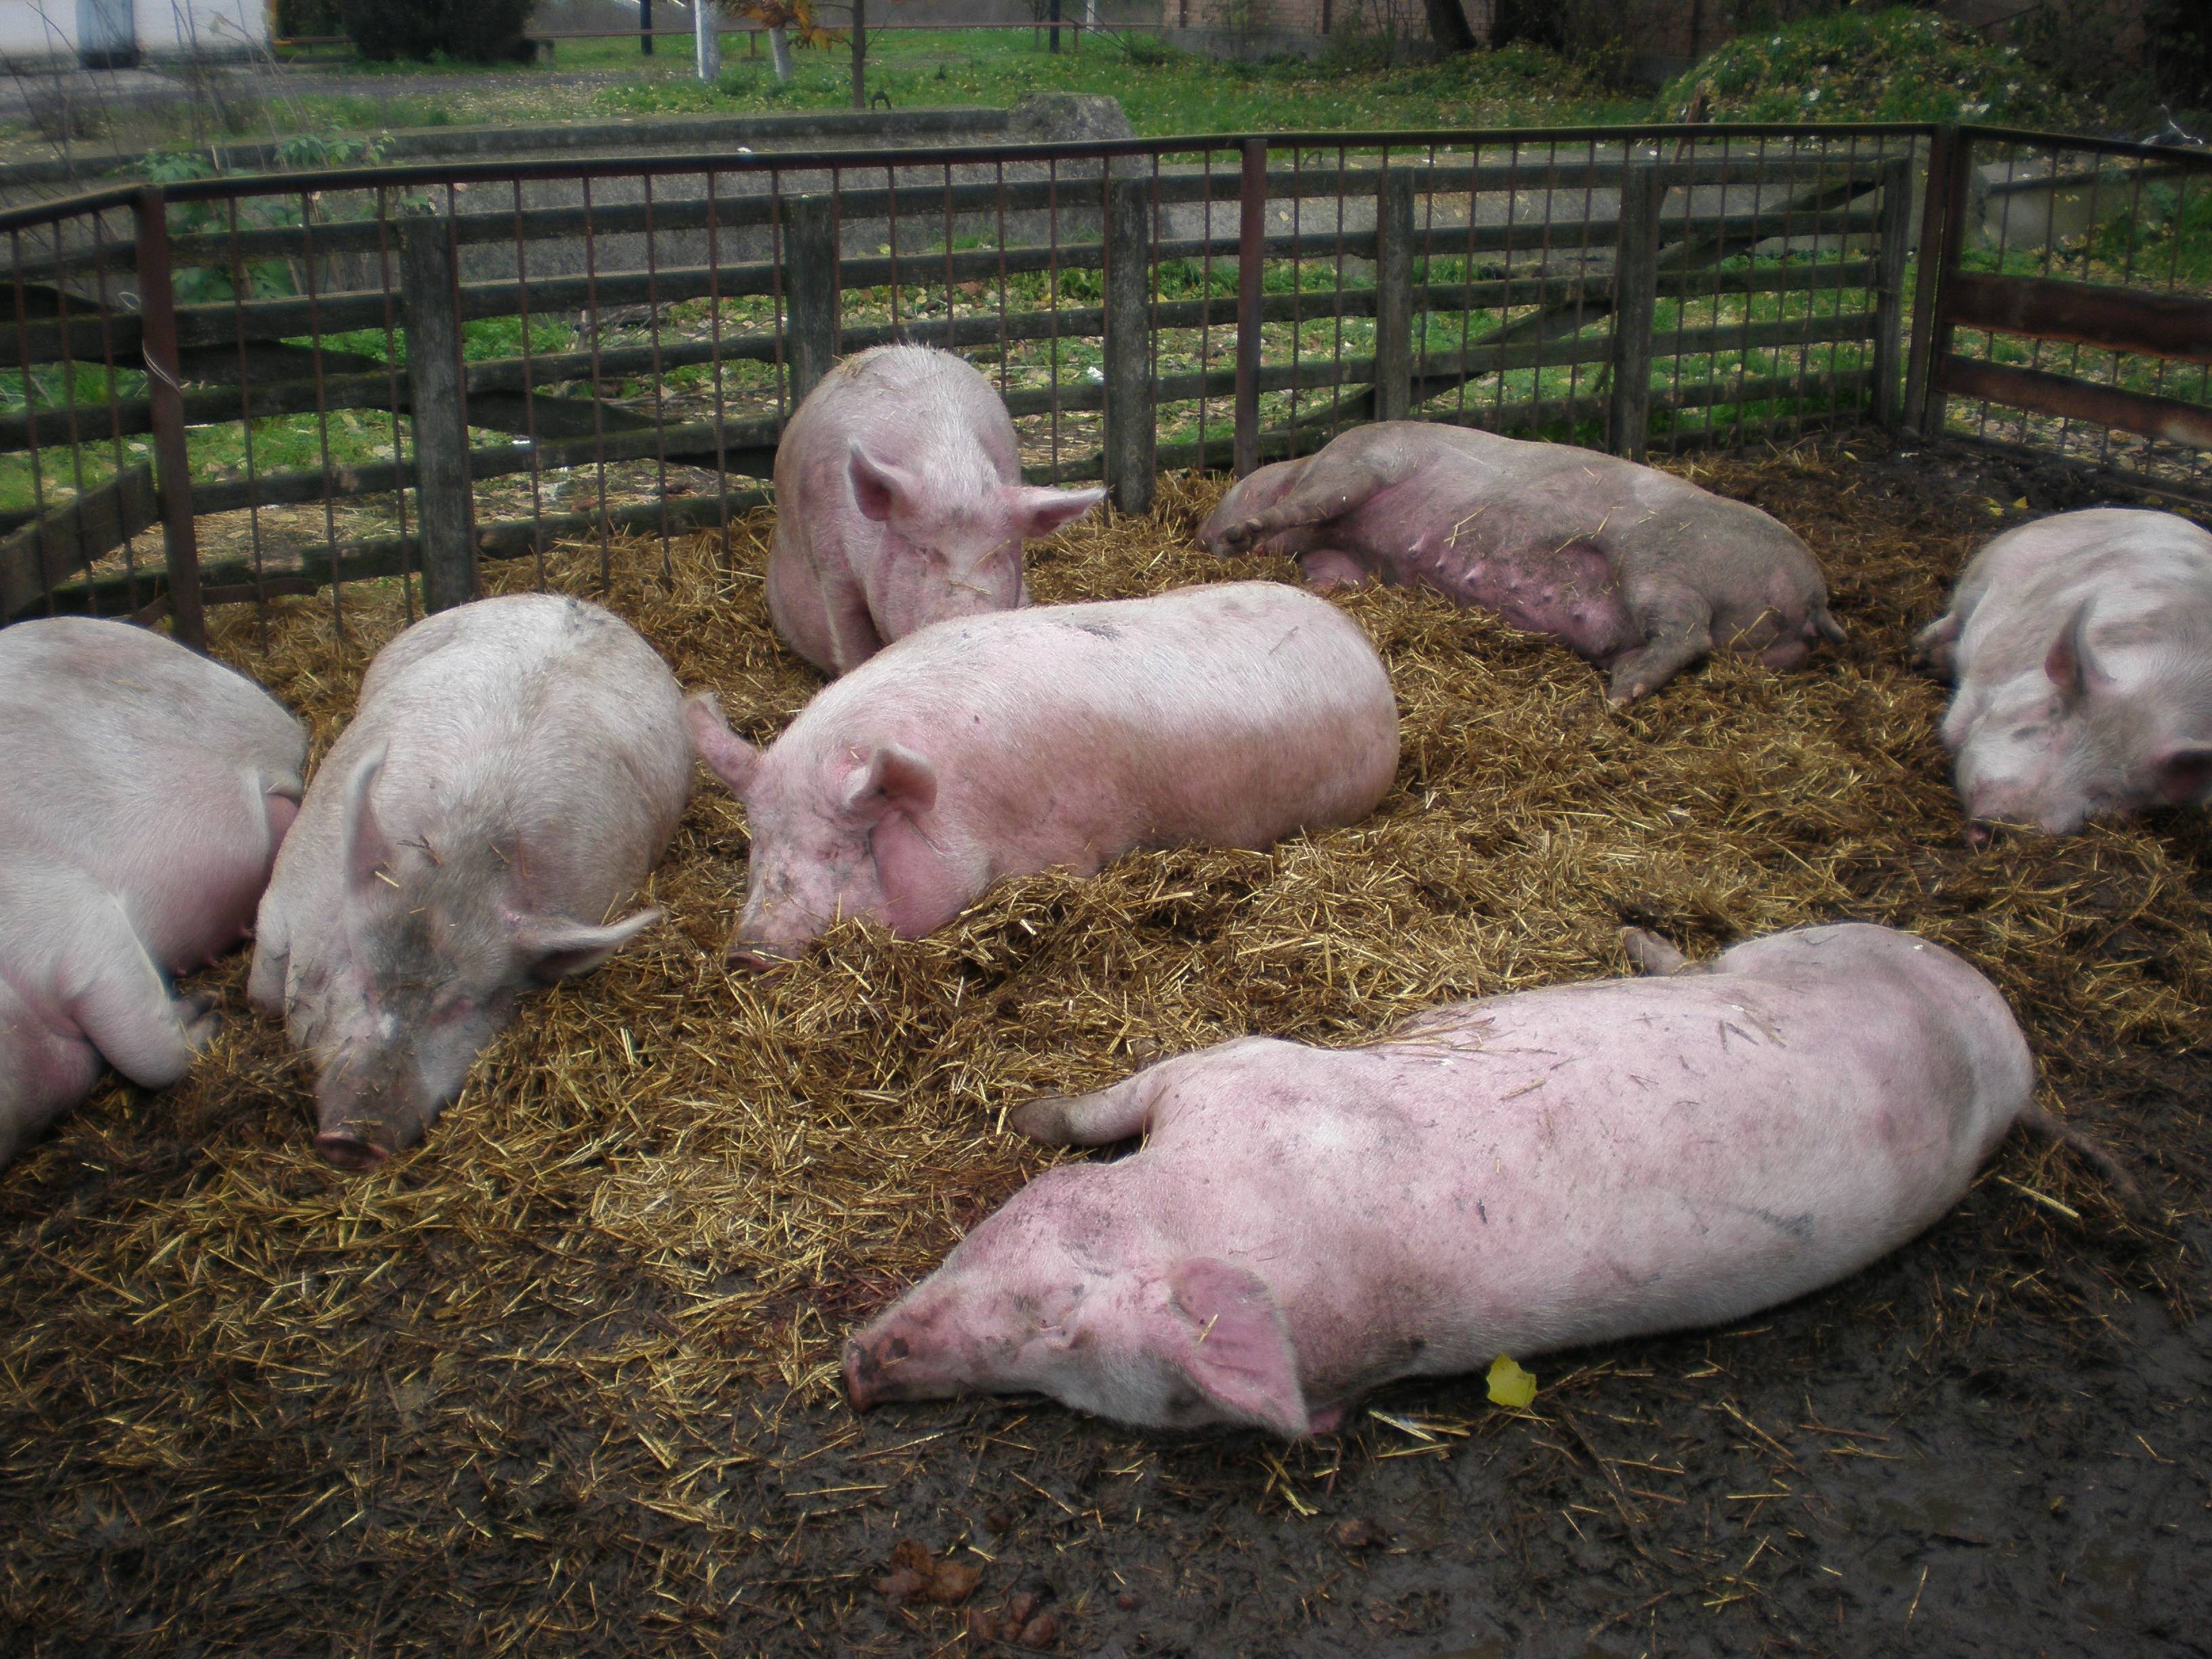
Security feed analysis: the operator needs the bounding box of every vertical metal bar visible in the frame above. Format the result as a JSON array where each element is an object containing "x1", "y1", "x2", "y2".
[
  {"x1": 133, "y1": 187, "x2": 205, "y2": 650},
  {"x1": 1901, "y1": 123, "x2": 1959, "y2": 441},
  {"x1": 640, "y1": 0, "x2": 653, "y2": 55},
  {"x1": 581, "y1": 173, "x2": 611, "y2": 588},
  {"x1": 298, "y1": 185, "x2": 347, "y2": 632},
  {"x1": 1870, "y1": 155, "x2": 1913, "y2": 432},
  {"x1": 1103, "y1": 173, "x2": 1156, "y2": 514},
  {"x1": 705, "y1": 166, "x2": 732, "y2": 562},
  {"x1": 642, "y1": 171, "x2": 672, "y2": 578},
  {"x1": 852, "y1": 0, "x2": 867, "y2": 108},
  {"x1": 399, "y1": 213, "x2": 477, "y2": 613},
  {"x1": 1233, "y1": 136, "x2": 1267, "y2": 477},
  {"x1": 1372, "y1": 164, "x2": 1416, "y2": 423},
  {"x1": 372, "y1": 189, "x2": 415, "y2": 621},
  {"x1": 509, "y1": 178, "x2": 545, "y2": 592},
  {"x1": 1607, "y1": 165, "x2": 1661, "y2": 463},
  {"x1": 782, "y1": 194, "x2": 840, "y2": 413}
]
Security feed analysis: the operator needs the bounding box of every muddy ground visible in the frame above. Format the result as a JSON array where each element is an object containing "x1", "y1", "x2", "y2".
[{"x1": 2, "y1": 434, "x2": 2209, "y2": 1658}]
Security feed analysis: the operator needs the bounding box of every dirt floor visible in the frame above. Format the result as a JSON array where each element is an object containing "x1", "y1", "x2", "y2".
[{"x1": 1, "y1": 432, "x2": 2208, "y2": 1658}]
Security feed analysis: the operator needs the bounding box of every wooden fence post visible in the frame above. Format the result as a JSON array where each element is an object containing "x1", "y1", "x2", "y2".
[
  {"x1": 1902, "y1": 123, "x2": 1960, "y2": 442},
  {"x1": 1233, "y1": 137, "x2": 1267, "y2": 477},
  {"x1": 400, "y1": 213, "x2": 476, "y2": 613},
  {"x1": 1870, "y1": 155, "x2": 1914, "y2": 431},
  {"x1": 133, "y1": 187, "x2": 205, "y2": 649},
  {"x1": 782, "y1": 195, "x2": 840, "y2": 415},
  {"x1": 1103, "y1": 175, "x2": 1157, "y2": 515},
  {"x1": 1607, "y1": 165, "x2": 1662, "y2": 462},
  {"x1": 1372, "y1": 166, "x2": 1417, "y2": 423}
]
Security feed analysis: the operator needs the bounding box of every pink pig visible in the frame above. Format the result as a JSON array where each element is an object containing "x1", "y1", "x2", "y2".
[
  {"x1": 250, "y1": 594, "x2": 693, "y2": 1170},
  {"x1": 0, "y1": 617, "x2": 306, "y2": 1168},
  {"x1": 766, "y1": 344, "x2": 1106, "y2": 676},
  {"x1": 1200, "y1": 422, "x2": 1842, "y2": 701},
  {"x1": 687, "y1": 580, "x2": 1399, "y2": 966},
  {"x1": 1912, "y1": 508, "x2": 2212, "y2": 842},
  {"x1": 844, "y1": 922, "x2": 2131, "y2": 1437}
]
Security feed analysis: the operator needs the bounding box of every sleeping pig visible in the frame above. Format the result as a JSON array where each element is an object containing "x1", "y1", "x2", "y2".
[
  {"x1": 1, "y1": 617, "x2": 306, "y2": 1168},
  {"x1": 1912, "y1": 507, "x2": 2212, "y2": 842},
  {"x1": 250, "y1": 594, "x2": 692, "y2": 1170},
  {"x1": 844, "y1": 922, "x2": 2131, "y2": 1437},
  {"x1": 688, "y1": 580, "x2": 1399, "y2": 966},
  {"x1": 1200, "y1": 421, "x2": 1842, "y2": 701},
  {"x1": 768, "y1": 344, "x2": 1106, "y2": 676}
]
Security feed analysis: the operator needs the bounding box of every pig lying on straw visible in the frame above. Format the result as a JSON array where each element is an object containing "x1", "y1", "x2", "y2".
[
  {"x1": 1202, "y1": 421, "x2": 1843, "y2": 702},
  {"x1": 1913, "y1": 506, "x2": 2212, "y2": 843},
  {"x1": 845, "y1": 922, "x2": 2133, "y2": 1438},
  {"x1": 689, "y1": 580, "x2": 1399, "y2": 967},
  {"x1": 0, "y1": 618, "x2": 306, "y2": 1168},
  {"x1": 251, "y1": 594, "x2": 692, "y2": 1170}
]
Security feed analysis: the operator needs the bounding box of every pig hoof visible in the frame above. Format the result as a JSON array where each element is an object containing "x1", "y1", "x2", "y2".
[
  {"x1": 1622, "y1": 928, "x2": 1690, "y2": 977},
  {"x1": 315, "y1": 1131, "x2": 392, "y2": 1172},
  {"x1": 1008, "y1": 1097, "x2": 1071, "y2": 1143}
]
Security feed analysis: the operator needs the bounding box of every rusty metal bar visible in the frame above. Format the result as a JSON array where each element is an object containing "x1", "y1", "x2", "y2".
[
  {"x1": 1233, "y1": 137, "x2": 1267, "y2": 478},
  {"x1": 131, "y1": 187, "x2": 205, "y2": 651}
]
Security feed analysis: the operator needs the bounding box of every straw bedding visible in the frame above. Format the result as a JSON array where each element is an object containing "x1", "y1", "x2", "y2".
[{"x1": 1, "y1": 438, "x2": 2207, "y2": 1654}]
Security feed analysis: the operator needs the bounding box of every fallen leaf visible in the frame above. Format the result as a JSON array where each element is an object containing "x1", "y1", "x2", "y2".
[{"x1": 1487, "y1": 1353, "x2": 1538, "y2": 1408}]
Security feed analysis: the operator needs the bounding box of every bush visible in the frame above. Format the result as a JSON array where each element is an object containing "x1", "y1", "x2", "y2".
[
  {"x1": 274, "y1": 0, "x2": 343, "y2": 35},
  {"x1": 1654, "y1": 6, "x2": 2081, "y2": 127},
  {"x1": 337, "y1": 0, "x2": 532, "y2": 63}
]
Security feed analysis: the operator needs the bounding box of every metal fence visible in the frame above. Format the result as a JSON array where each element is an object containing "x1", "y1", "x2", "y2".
[{"x1": 0, "y1": 120, "x2": 2203, "y2": 648}]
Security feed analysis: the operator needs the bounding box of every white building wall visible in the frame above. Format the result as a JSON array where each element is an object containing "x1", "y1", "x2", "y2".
[{"x1": 0, "y1": 0, "x2": 270, "y2": 62}]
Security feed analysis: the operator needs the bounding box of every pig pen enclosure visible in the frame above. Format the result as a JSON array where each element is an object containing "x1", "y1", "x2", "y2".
[{"x1": 3, "y1": 122, "x2": 2211, "y2": 1656}]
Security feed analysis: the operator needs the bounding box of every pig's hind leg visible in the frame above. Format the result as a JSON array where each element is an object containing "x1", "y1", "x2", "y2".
[
  {"x1": 1010, "y1": 1070, "x2": 1166, "y2": 1147},
  {"x1": 68, "y1": 915, "x2": 216, "y2": 1090},
  {"x1": 1622, "y1": 927, "x2": 1713, "y2": 977},
  {"x1": 1212, "y1": 458, "x2": 1395, "y2": 555}
]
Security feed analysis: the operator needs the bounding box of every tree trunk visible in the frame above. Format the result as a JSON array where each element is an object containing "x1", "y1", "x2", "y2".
[
  {"x1": 768, "y1": 22, "x2": 792, "y2": 80},
  {"x1": 852, "y1": 0, "x2": 867, "y2": 108},
  {"x1": 1422, "y1": 0, "x2": 1479, "y2": 55},
  {"x1": 695, "y1": 0, "x2": 722, "y2": 81}
]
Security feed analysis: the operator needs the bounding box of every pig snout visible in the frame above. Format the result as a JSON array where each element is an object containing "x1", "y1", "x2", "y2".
[
  {"x1": 842, "y1": 1332, "x2": 903, "y2": 1412},
  {"x1": 725, "y1": 935, "x2": 800, "y2": 972},
  {"x1": 312, "y1": 1061, "x2": 438, "y2": 1173}
]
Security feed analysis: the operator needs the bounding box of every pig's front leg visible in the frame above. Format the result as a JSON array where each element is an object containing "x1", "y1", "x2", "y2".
[
  {"x1": 68, "y1": 912, "x2": 218, "y2": 1089},
  {"x1": 1010, "y1": 1067, "x2": 1166, "y2": 1145},
  {"x1": 1212, "y1": 457, "x2": 1396, "y2": 554},
  {"x1": 1606, "y1": 579, "x2": 1715, "y2": 703},
  {"x1": 823, "y1": 578, "x2": 888, "y2": 676},
  {"x1": 1910, "y1": 611, "x2": 1962, "y2": 680}
]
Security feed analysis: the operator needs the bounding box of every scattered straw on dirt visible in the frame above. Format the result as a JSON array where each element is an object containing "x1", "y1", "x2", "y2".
[{"x1": 3, "y1": 438, "x2": 2207, "y2": 1652}]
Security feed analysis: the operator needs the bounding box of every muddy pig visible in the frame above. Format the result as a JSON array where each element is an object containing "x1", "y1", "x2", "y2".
[
  {"x1": 688, "y1": 580, "x2": 1399, "y2": 966},
  {"x1": 1912, "y1": 507, "x2": 2212, "y2": 842},
  {"x1": 1200, "y1": 422, "x2": 1842, "y2": 701},
  {"x1": 1, "y1": 617, "x2": 306, "y2": 1168},
  {"x1": 845, "y1": 922, "x2": 2131, "y2": 1437},
  {"x1": 251, "y1": 594, "x2": 692, "y2": 1170},
  {"x1": 767, "y1": 345, "x2": 1107, "y2": 676}
]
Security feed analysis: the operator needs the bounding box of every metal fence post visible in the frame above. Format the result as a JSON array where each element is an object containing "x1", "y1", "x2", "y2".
[
  {"x1": 782, "y1": 195, "x2": 840, "y2": 414},
  {"x1": 1103, "y1": 176, "x2": 1157, "y2": 515},
  {"x1": 1372, "y1": 166, "x2": 1416, "y2": 423},
  {"x1": 1902, "y1": 123, "x2": 1960, "y2": 442},
  {"x1": 1870, "y1": 155, "x2": 1914, "y2": 432},
  {"x1": 133, "y1": 186, "x2": 205, "y2": 650},
  {"x1": 1233, "y1": 137, "x2": 1267, "y2": 477},
  {"x1": 1607, "y1": 165, "x2": 1662, "y2": 463},
  {"x1": 400, "y1": 213, "x2": 476, "y2": 613}
]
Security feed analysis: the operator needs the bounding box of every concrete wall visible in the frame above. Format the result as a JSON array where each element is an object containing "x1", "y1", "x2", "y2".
[{"x1": 0, "y1": 0, "x2": 267, "y2": 63}]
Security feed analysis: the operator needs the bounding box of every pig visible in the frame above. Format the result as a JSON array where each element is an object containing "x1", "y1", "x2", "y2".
[
  {"x1": 0, "y1": 617, "x2": 306, "y2": 1169},
  {"x1": 1199, "y1": 421, "x2": 1843, "y2": 701},
  {"x1": 250, "y1": 594, "x2": 692, "y2": 1170},
  {"x1": 1911, "y1": 507, "x2": 2212, "y2": 842},
  {"x1": 687, "y1": 580, "x2": 1399, "y2": 967},
  {"x1": 844, "y1": 922, "x2": 2134, "y2": 1438},
  {"x1": 767, "y1": 344, "x2": 1107, "y2": 676}
]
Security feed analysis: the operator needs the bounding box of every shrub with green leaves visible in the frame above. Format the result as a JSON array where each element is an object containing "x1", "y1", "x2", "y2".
[
  {"x1": 337, "y1": 0, "x2": 531, "y2": 63},
  {"x1": 1655, "y1": 6, "x2": 2082, "y2": 127}
]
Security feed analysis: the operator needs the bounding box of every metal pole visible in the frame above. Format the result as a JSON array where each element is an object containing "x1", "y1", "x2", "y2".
[
  {"x1": 1049, "y1": 0, "x2": 1061, "y2": 54},
  {"x1": 1233, "y1": 137, "x2": 1267, "y2": 477},
  {"x1": 132, "y1": 187, "x2": 205, "y2": 650},
  {"x1": 641, "y1": 0, "x2": 654, "y2": 55}
]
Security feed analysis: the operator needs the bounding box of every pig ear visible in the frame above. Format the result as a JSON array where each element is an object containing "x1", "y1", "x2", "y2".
[
  {"x1": 510, "y1": 907, "x2": 661, "y2": 983},
  {"x1": 1006, "y1": 483, "x2": 1106, "y2": 541},
  {"x1": 842, "y1": 743, "x2": 938, "y2": 822},
  {"x1": 340, "y1": 747, "x2": 396, "y2": 894},
  {"x1": 2155, "y1": 747, "x2": 2212, "y2": 805},
  {"x1": 2044, "y1": 607, "x2": 2108, "y2": 704},
  {"x1": 1156, "y1": 1258, "x2": 1311, "y2": 1439},
  {"x1": 848, "y1": 441, "x2": 917, "y2": 525},
  {"x1": 684, "y1": 693, "x2": 761, "y2": 797}
]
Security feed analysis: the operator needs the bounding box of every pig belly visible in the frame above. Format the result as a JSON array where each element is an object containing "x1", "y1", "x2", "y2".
[
  {"x1": 134, "y1": 789, "x2": 291, "y2": 970},
  {"x1": 1393, "y1": 532, "x2": 1635, "y2": 662}
]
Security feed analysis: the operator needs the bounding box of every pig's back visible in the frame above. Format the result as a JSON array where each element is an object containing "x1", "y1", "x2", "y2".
[
  {"x1": 1957, "y1": 510, "x2": 2212, "y2": 670},
  {"x1": 799, "y1": 581, "x2": 1399, "y2": 853},
  {"x1": 291, "y1": 595, "x2": 691, "y2": 912},
  {"x1": 781, "y1": 344, "x2": 1018, "y2": 482},
  {"x1": 0, "y1": 617, "x2": 304, "y2": 916},
  {"x1": 1129, "y1": 925, "x2": 2030, "y2": 1401}
]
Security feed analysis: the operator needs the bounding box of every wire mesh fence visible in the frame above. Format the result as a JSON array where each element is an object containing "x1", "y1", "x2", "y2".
[{"x1": 1, "y1": 119, "x2": 2201, "y2": 647}]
